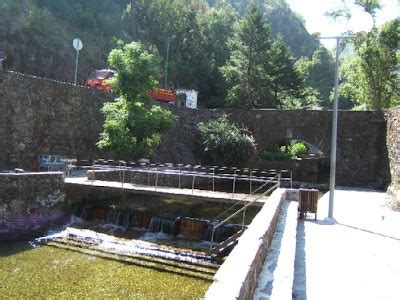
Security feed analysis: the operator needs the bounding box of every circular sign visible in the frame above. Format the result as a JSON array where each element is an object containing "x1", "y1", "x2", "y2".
[
  {"x1": 73, "y1": 38, "x2": 83, "y2": 51},
  {"x1": 0, "y1": 51, "x2": 6, "y2": 60}
]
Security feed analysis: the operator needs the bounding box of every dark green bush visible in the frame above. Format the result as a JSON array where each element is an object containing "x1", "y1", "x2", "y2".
[{"x1": 198, "y1": 116, "x2": 256, "y2": 167}]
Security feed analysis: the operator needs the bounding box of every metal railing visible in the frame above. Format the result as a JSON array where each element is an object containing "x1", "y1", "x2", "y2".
[
  {"x1": 209, "y1": 173, "x2": 281, "y2": 247},
  {"x1": 70, "y1": 159, "x2": 292, "y2": 198}
]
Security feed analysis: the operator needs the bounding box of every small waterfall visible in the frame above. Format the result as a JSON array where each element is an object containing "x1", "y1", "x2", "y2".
[
  {"x1": 71, "y1": 205, "x2": 243, "y2": 244},
  {"x1": 131, "y1": 211, "x2": 154, "y2": 229},
  {"x1": 149, "y1": 216, "x2": 180, "y2": 235},
  {"x1": 106, "y1": 209, "x2": 130, "y2": 231}
]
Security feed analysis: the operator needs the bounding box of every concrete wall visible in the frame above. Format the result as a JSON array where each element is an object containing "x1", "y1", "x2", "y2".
[
  {"x1": 205, "y1": 189, "x2": 286, "y2": 300},
  {"x1": 385, "y1": 107, "x2": 400, "y2": 209},
  {"x1": 0, "y1": 70, "x2": 390, "y2": 188},
  {"x1": 0, "y1": 172, "x2": 68, "y2": 239}
]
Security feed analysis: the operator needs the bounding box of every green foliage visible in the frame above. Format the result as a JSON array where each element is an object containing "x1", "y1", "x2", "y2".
[
  {"x1": 107, "y1": 42, "x2": 159, "y2": 100},
  {"x1": 340, "y1": 19, "x2": 399, "y2": 109},
  {"x1": 269, "y1": 35, "x2": 304, "y2": 107},
  {"x1": 198, "y1": 115, "x2": 256, "y2": 167},
  {"x1": 221, "y1": 5, "x2": 275, "y2": 108},
  {"x1": 290, "y1": 142, "x2": 308, "y2": 157},
  {"x1": 1, "y1": 0, "x2": 335, "y2": 109},
  {"x1": 295, "y1": 46, "x2": 335, "y2": 108},
  {"x1": 97, "y1": 42, "x2": 176, "y2": 158},
  {"x1": 261, "y1": 141, "x2": 308, "y2": 161},
  {"x1": 261, "y1": 147, "x2": 292, "y2": 161}
]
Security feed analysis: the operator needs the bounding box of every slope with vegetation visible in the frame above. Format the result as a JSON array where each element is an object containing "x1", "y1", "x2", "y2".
[{"x1": 1, "y1": 0, "x2": 396, "y2": 110}]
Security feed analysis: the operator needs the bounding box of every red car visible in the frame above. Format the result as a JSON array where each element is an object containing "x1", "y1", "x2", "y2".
[{"x1": 85, "y1": 69, "x2": 115, "y2": 91}]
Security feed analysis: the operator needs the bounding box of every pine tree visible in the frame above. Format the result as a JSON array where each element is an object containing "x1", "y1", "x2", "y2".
[{"x1": 221, "y1": 5, "x2": 275, "y2": 108}]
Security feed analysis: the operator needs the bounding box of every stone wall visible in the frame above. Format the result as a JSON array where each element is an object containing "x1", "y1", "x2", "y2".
[
  {"x1": 0, "y1": 172, "x2": 68, "y2": 240},
  {"x1": 385, "y1": 107, "x2": 400, "y2": 209},
  {"x1": 157, "y1": 108, "x2": 388, "y2": 188},
  {"x1": 0, "y1": 70, "x2": 390, "y2": 188},
  {"x1": 0, "y1": 70, "x2": 113, "y2": 170}
]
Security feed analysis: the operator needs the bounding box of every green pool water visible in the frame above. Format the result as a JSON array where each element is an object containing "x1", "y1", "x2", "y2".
[{"x1": 0, "y1": 241, "x2": 210, "y2": 298}]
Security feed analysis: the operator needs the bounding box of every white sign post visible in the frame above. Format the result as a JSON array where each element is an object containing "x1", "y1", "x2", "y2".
[{"x1": 73, "y1": 38, "x2": 83, "y2": 85}]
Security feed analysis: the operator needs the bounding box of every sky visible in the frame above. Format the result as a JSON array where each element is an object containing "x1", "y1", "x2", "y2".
[{"x1": 286, "y1": 0, "x2": 400, "y2": 48}]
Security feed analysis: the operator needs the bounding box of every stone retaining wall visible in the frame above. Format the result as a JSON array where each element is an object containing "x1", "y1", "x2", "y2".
[
  {"x1": 0, "y1": 70, "x2": 390, "y2": 188},
  {"x1": 385, "y1": 107, "x2": 400, "y2": 209},
  {"x1": 0, "y1": 172, "x2": 68, "y2": 240},
  {"x1": 205, "y1": 189, "x2": 286, "y2": 299}
]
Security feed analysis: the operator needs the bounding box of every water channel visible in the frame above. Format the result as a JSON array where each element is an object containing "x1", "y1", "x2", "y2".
[{"x1": 0, "y1": 195, "x2": 261, "y2": 298}]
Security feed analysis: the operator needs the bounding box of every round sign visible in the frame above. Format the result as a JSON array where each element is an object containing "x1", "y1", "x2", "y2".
[
  {"x1": 0, "y1": 51, "x2": 6, "y2": 60},
  {"x1": 73, "y1": 38, "x2": 83, "y2": 51}
]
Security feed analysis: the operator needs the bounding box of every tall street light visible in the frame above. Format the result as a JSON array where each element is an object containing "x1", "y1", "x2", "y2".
[
  {"x1": 313, "y1": 33, "x2": 355, "y2": 221},
  {"x1": 164, "y1": 35, "x2": 176, "y2": 88}
]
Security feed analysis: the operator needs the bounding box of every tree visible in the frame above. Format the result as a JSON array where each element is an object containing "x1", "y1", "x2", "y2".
[
  {"x1": 295, "y1": 46, "x2": 335, "y2": 108},
  {"x1": 269, "y1": 35, "x2": 303, "y2": 106},
  {"x1": 97, "y1": 42, "x2": 176, "y2": 158},
  {"x1": 200, "y1": 4, "x2": 238, "y2": 108},
  {"x1": 221, "y1": 5, "x2": 275, "y2": 108},
  {"x1": 340, "y1": 19, "x2": 400, "y2": 109}
]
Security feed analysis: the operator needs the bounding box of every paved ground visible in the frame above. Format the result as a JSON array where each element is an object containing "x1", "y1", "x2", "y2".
[{"x1": 255, "y1": 188, "x2": 400, "y2": 300}]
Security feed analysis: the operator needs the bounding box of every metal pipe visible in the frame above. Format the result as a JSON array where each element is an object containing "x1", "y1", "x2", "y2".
[{"x1": 232, "y1": 169, "x2": 237, "y2": 199}]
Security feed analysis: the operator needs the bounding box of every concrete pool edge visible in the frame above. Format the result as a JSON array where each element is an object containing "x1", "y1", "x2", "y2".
[{"x1": 204, "y1": 188, "x2": 288, "y2": 300}]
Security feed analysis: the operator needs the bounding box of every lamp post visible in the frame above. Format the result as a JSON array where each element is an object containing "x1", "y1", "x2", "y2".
[
  {"x1": 313, "y1": 33, "x2": 355, "y2": 221},
  {"x1": 164, "y1": 35, "x2": 176, "y2": 88}
]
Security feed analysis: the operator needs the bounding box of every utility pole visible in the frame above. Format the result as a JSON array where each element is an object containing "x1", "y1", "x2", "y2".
[
  {"x1": 164, "y1": 35, "x2": 176, "y2": 88},
  {"x1": 314, "y1": 33, "x2": 356, "y2": 221}
]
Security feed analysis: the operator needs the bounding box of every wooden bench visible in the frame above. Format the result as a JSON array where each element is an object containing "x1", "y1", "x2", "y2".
[{"x1": 298, "y1": 189, "x2": 319, "y2": 220}]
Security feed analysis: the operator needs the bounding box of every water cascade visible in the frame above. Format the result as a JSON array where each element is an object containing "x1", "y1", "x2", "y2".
[{"x1": 74, "y1": 205, "x2": 245, "y2": 246}]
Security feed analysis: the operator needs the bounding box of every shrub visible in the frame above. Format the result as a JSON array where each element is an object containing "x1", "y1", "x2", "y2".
[
  {"x1": 261, "y1": 141, "x2": 309, "y2": 161},
  {"x1": 290, "y1": 142, "x2": 308, "y2": 157},
  {"x1": 198, "y1": 116, "x2": 256, "y2": 167}
]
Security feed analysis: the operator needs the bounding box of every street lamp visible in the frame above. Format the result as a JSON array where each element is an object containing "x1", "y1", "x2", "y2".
[
  {"x1": 313, "y1": 33, "x2": 356, "y2": 222},
  {"x1": 164, "y1": 35, "x2": 176, "y2": 88}
]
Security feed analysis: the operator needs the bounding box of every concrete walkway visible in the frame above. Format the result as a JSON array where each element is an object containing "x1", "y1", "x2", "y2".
[
  {"x1": 256, "y1": 189, "x2": 400, "y2": 300},
  {"x1": 65, "y1": 177, "x2": 268, "y2": 205}
]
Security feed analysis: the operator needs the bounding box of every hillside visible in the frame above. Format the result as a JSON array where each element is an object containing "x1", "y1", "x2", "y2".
[{"x1": 0, "y1": 0, "x2": 334, "y2": 107}]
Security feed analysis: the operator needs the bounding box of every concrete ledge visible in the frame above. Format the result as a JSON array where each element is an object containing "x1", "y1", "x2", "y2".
[
  {"x1": 269, "y1": 201, "x2": 298, "y2": 300},
  {"x1": 205, "y1": 188, "x2": 286, "y2": 300}
]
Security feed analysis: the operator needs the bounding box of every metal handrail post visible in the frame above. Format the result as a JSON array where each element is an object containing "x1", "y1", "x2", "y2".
[
  {"x1": 155, "y1": 164, "x2": 159, "y2": 191},
  {"x1": 249, "y1": 169, "x2": 252, "y2": 194},
  {"x1": 291, "y1": 171, "x2": 293, "y2": 189},
  {"x1": 178, "y1": 164, "x2": 182, "y2": 188},
  {"x1": 210, "y1": 223, "x2": 216, "y2": 247},
  {"x1": 212, "y1": 167, "x2": 215, "y2": 192},
  {"x1": 242, "y1": 209, "x2": 246, "y2": 228},
  {"x1": 91, "y1": 159, "x2": 95, "y2": 186},
  {"x1": 147, "y1": 163, "x2": 150, "y2": 186},
  {"x1": 232, "y1": 169, "x2": 237, "y2": 199},
  {"x1": 277, "y1": 173, "x2": 281, "y2": 188},
  {"x1": 122, "y1": 161, "x2": 126, "y2": 189},
  {"x1": 192, "y1": 168, "x2": 196, "y2": 196}
]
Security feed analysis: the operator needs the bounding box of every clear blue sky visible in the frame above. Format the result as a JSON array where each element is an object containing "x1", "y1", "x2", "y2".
[{"x1": 286, "y1": 0, "x2": 400, "y2": 48}]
